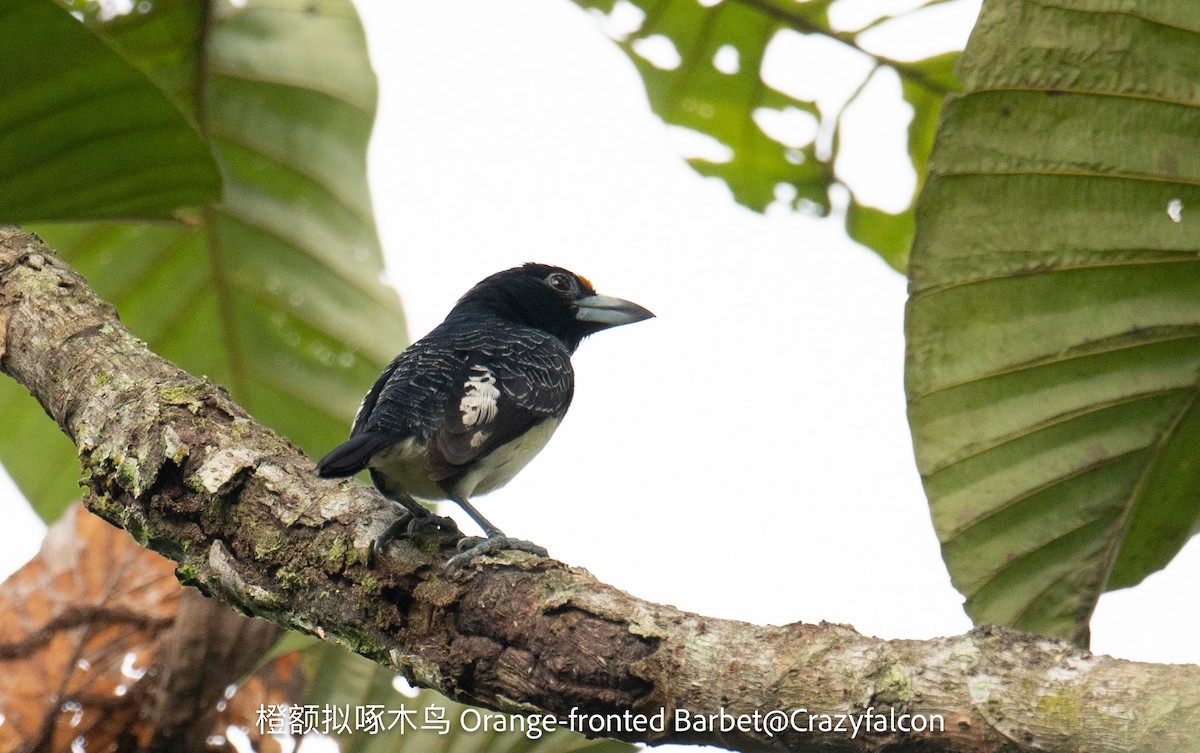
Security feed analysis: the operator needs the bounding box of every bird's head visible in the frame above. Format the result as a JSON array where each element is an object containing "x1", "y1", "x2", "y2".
[{"x1": 451, "y1": 263, "x2": 654, "y2": 351}]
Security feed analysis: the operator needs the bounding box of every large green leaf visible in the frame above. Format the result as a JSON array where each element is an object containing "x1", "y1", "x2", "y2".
[
  {"x1": 61, "y1": 0, "x2": 207, "y2": 107},
  {"x1": 0, "y1": 0, "x2": 221, "y2": 221},
  {"x1": 906, "y1": 0, "x2": 1200, "y2": 646},
  {"x1": 568, "y1": 0, "x2": 959, "y2": 269},
  {"x1": 297, "y1": 642, "x2": 634, "y2": 753},
  {"x1": 0, "y1": 0, "x2": 405, "y2": 521}
]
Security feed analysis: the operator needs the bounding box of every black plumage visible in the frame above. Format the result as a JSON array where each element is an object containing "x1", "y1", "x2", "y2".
[{"x1": 317, "y1": 263, "x2": 653, "y2": 563}]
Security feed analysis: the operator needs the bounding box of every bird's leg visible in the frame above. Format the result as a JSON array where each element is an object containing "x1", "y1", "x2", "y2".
[
  {"x1": 445, "y1": 496, "x2": 548, "y2": 568},
  {"x1": 373, "y1": 492, "x2": 460, "y2": 561}
]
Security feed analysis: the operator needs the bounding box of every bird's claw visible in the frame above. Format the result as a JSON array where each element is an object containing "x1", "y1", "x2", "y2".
[
  {"x1": 447, "y1": 535, "x2": 549, "y2": 568},
  {"x1": 404, "y1": 511, "x2": 460, "y2": 535},
  {"x1": 370, "y1": 510, "x2": 461, "y2": 565}
]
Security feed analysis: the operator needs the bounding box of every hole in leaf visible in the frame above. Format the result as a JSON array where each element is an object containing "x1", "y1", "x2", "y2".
[
  {"x1": 713, "y1": 44, "x2": 740, "y2": 74},
  {"x1": 767, "y1": 183, "x2": 800, "y2": 214},
  {"x1": 753, "y1": 106, "x2": 819, "y2": 147},
  {"x1": 602, "y1": 0, "x2": 645, "y2": 40},
  {"x1": 632, "y1": 34, "x2": 682, "y2": 70}
]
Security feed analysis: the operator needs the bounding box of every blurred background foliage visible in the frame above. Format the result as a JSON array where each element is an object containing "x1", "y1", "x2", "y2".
[{"x1": 568, "y1": 0, "x2": 959, "y2": 271}]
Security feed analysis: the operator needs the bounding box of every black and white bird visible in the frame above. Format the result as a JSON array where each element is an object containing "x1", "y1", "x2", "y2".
[{"x1": 317, "y1": 264, "x2": 653, "y2": 564}]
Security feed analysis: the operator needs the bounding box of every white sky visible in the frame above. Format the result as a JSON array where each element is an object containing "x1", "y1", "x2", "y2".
[{"x1": 2, "y1": 2, "x2": 1199, "y2": 748}]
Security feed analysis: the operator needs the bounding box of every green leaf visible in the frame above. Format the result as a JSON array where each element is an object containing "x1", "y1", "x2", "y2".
[
  {"x1": 631, "y1": 0, "x2": 830, "y2": 213},
  {"x1": 845, "y1": 200, "x2": 913, "y2": 270},
  {"x1": 571, "y1": 0, "x2": 831, "y2": 213},
  {"x1": 298, "y1": 643, "x2": 635, "y2": 753},
  {"x1": 59, "y1": 0, "x2": 206, "y2": 107},
  {"x1": 0, "y1": 0, "x2": 221, "y2": 221},
  {"x1": 906, "y1": 0, "x2": 1200, "y2": 646},
  {"x1": 568, "y1": 0, "x2": 959, "y2": 268},
  {"x1": 899, "y1": 52, "x2": 958, "y2": 186},
  {"x1": 0, "y1": 0, "x2": 404, "y2": 522}
]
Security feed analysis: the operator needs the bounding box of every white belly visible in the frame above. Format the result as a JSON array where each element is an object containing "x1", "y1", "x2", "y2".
[
  {"x1": 367, "y1": 418, "x2": 561, "y2": 502},
  {"x1": 449, "y1": 418, "x2": 561, "y2": 500},
  {"x1": 367, "y1": 438, "x2": 445, "y2": 500}
]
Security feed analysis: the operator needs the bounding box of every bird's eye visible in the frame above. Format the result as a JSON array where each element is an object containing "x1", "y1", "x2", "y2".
[{"x1": 546, "y1": 272, "x2": 576, "y2": 294}]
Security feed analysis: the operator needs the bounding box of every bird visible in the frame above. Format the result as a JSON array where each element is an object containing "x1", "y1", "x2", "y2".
[{"x1": 317, "y1": 263, "x2": 654, "y2": 565}]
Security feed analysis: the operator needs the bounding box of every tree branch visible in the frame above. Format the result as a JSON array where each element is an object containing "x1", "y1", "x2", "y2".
[{"x1": 1, "y1": 226, "x2": 1196, "y2": 753}]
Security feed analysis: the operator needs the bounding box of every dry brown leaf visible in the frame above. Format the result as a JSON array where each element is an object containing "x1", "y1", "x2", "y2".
[{"x1": 0, "y1": 504, "x2": 180, "y2": 752}]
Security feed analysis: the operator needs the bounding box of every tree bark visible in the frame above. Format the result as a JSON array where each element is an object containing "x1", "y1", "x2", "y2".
[
  {"x1": 147, "y1": 589, "x2": 282, "y2": 753},
  {"x1": 1, "y1": 226, "x2": 1197, "y2": 753}
]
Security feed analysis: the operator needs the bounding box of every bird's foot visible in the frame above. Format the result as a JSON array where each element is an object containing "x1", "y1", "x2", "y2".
[
  {"x1": 371, "y1": 510, "x2": 460, "y2": 563},
  {"x1": 404, "y1": 510, "x2": 460, "y2": 535},
  {"x1": 446, "y1": 535, "x2": 549, "y2": 568}
]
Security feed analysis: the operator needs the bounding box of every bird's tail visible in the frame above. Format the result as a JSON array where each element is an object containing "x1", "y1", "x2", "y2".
[{"x1": 316, "y1": 432, "x2": 393, "y2": 478}]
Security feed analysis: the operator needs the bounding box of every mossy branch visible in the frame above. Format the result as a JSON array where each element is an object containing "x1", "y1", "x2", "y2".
[{"x1": 1, "y1": 227, "x2": 1197, "y2": 753}]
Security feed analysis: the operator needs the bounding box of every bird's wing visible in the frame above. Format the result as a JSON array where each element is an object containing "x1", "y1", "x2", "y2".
[
  {"x1": 317, "y1": 339, "x2": 464, "y2": 477},
  {"x1": 349, "y1": 353, "x2": 402, "y2": 437},
  {"x1": 354, "y1": 342, "x2": 464, "y2": 439},
  {"x1": 426, "y1": 328, "x2": 574, "y2": 481}
]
